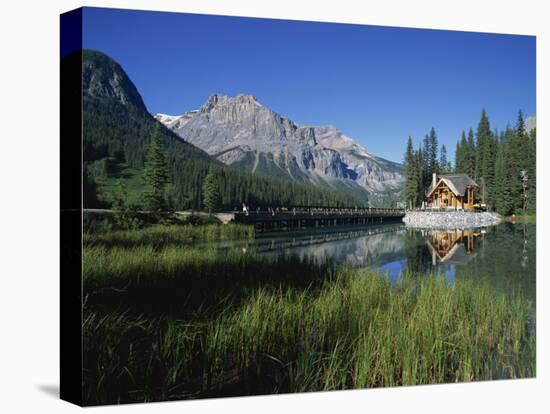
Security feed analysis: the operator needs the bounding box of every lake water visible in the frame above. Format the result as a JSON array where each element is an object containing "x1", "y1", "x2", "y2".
[{"x1": 208, "y1": 222, "x2": 536, "y2": 306}]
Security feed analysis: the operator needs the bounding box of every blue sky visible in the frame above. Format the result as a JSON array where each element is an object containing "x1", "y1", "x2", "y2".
[{"x1": 82, "y1": 7, "x2": 535, "y2": 163}]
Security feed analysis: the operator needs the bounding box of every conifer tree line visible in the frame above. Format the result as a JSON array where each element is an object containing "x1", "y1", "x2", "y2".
[
  {"x1": 403, "y1": 109, "x2": 536, "y2": 215},
  {"x1": 403, "y1": 127, "x2": 450, "y2": 209},
  {"x1": 83, "y1": 95, "x2": 365, "y2": 211}
]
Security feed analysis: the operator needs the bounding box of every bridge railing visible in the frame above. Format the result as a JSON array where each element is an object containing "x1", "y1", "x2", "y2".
[{"x1": 234, "y1": 206, "x2": 405, "y2": 217}]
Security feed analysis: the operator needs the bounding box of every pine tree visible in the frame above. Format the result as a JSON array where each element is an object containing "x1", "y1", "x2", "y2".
[
  {"x1": 454, "y1": 139, "x2": 464, "y2": 173},
  {"x1": 439, "y1": 144, "x2": 449, "y2": 173},
  {"x1": 503, "y1": 126, "x2": 522, "y2": 214},
  {"x1": 455, "y1": 131, "x2": 467, "y2": 173},
  {"x1": 449, "y1": 110, "x2": 535, "y2": 215},
  {"x1": 143, "y1": 125, "x2": 169, "y2": 213},
  {"x1": 416, "y1": 146, "x2": 425, "y2": 206},
  {"x1": 421, "y1": 128, "x2": 439, "y2": 190},
  {"x1": 526, "y1": 127, "x2": 536, "y2": 212},
  {"x1": 493, "y1": 132, "x2": 507, "y2": 214},
  {"x1": 516, "y1": 109, "x2": 526, "y2": 139},
  {"x1": 428, "y1": 127, "x2": 439, "y2": 174},
  {"x1": 513, "y1": 110, "x2": 529, "y2": 213},
  {"x1": 422, "y1": 133, "x2": 431, "y2": 191},
  {"x1": 403, "y1": 136, "x2": 419, "y2": 209},
  {"x1": 475, "y1": 111, "x2": 488, "y2": 181},
  {"x1": 466, "y1": 128, "x2": 476, "y2": 178},
  {"x1": 475, "y1": 110, "x2": 496, "y2": 205},
  {"x1": 202, "y1": 169, "x2": 220, "y2": 213}
]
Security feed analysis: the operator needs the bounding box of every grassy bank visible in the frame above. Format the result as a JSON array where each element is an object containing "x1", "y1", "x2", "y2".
[
  {"x1": 84, "y1": 246, "x2": 332, "y2": 314},
  {"x1": 84, "y1": 223, "x2": 255, "y2": 248},
  {"x1": 83, "y1": 253, "x2": 535, "y2": 404}
]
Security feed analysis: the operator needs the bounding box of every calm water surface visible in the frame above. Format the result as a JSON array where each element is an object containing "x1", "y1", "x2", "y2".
[{"x1": 206, "y1": 222, "x2": 536, "y2": 304}]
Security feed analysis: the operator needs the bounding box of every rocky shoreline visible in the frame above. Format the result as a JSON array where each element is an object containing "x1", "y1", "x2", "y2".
[{"x1": 403, "y1": 211, "x2": 501, "y2": 229}]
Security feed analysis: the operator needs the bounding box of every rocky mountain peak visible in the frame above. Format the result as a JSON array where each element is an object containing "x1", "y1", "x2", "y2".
[
  {"x1": 81, "y1": 50, "x2": 147, "y2": 112},
  {"x1": 203, "y1": 93, "x2": 262, "y2": 110},
  {"x1": 234, "y1": 94, "x2": 260, "y2": 104},
  {"x1": 156, "y1": 93, "x2": 404, "y2": 201}
]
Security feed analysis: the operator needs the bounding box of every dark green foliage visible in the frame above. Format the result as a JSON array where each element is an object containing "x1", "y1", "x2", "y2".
[
  {"x1": 497, "y1": 112, "x2": 529, "y2": 215},
  {"x1": 202, "y1": 169, "x2": 221, "y2": 213},
  {"x1": 451, "y1": 109, "x2": 536, "y2": 215},
  {"x1": 83, "y1": 167, "x2": 100, "y2": 208},
  {"x1": 439, "y1": 144, "x2": 450, "y2": 173},
  {"x1": 83, "y1": 212, "x2": 114, "y2": 234},
  {"x1": 87, "y1": 157, "x2": 113, "y2": 179},
  {"x1": 514, "y1": 111, "x2": 535, "y2": 213},
  {"x1": 403, "y1": 137, "x2": 420, "y2": 209},
  {"x1": 421, "y1": 134, "x2": 430, "y2": 191},
  {"x1": 475, "y1": 110, "x2": 497, "y2": 203},
  {"x1": 418, "y1": 128, "x2": 440, "y2": 196},
  {"x1": 485, "y1": 111, "x2": 537, "y2": 215},
  {"x1": 167, "y1": 158, "x2": 364, "y2": 210},
  {"x1": 83, "y1": 93, "x2": 212, "y2": 171},
  {"x1": 456, "y1": 129, "x2": 476, "y2": 178},
  {"x1": 428, "y1": 127, "x2": 439, "y2": 174},
  {"x1": 407, "y1": 108, "x2": 535, "y2": 215},
  {"x1": 526, "y1": 128, "x2": 536, "y2": 212},
  {"x1": 492, "y1": 132, "x2": 509, "y2": 214},
  {"x1": 404, "y1": 128, "x2": 443, "y2": 208},
  {"x1": 112, "y1": 180, "x2": 143, "y2": 230},
  {"x1": 454, "y1": 131, "x2": 467, "y2": 174},
  {"x1": 181, "y1": 213, "x2": 222, "y2": 226},
  {"x1": 466, "y1": 128, "x2": 476, "y2": 178},
  {"x1": 415, "y1": 146, "x2": 424, "y2": 205},
  {"x1": 502, "y1": 128, "x2": 522, "y2": 214},
  {"x1": 142, "y1": 125, "x2": 170, "y2": 213}
]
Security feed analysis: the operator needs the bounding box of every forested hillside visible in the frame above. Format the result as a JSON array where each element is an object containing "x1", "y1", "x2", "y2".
[
  {"x1": 455, "y1": 111, "x2": 536, "y2": 215},
  {"x1": 78, "y1": 50, "x2": 364, "y2": 210}
]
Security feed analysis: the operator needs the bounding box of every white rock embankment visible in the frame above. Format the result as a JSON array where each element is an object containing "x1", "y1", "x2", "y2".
[{"x1": 403, "y1": 211, "x2": 501, "y2": 229}]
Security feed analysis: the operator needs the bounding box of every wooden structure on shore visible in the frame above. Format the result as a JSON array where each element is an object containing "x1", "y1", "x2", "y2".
[
  {"x1": 234, "y1": 206, "x2": 405, "y2": 233},
  {"x1": 426, "y1": 173, "x2": 478, "y2": 211}
]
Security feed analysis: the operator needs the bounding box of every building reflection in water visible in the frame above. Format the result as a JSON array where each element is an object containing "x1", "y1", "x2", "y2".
[
  {"x1": 425, "y1": 229, "x2": 481, "y2": 266},
  {"x1": 210, "y1": 224, "x2": 490, "y2": 285}
]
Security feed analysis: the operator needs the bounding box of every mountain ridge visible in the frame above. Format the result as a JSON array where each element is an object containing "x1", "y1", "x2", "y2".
[
  {"x1": 83, "y1": 50, "x2": 148, "y2": 112},
  {"x1": 155, "y1": 93, "x2": 404, "y2": 200},
  {"x1": 78, "y1": 49, "x2": 367, "y2": 209}
]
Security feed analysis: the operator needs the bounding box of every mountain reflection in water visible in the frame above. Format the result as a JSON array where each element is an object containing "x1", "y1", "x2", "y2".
[{"x1": 208, "y1": 222, "x2": 535, "y2": 303}]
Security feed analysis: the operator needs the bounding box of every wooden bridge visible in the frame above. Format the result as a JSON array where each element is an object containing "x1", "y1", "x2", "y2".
[{"x1": 233, "y1": 206, "x2": 406, "y2": 233}]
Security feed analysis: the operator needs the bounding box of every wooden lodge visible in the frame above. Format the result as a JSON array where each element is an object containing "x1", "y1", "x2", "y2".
[{"x1": 426, "y1": 173, "x2": 478, "y2": 211}]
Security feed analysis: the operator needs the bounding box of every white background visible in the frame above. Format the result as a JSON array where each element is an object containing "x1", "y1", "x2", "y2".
[{"x1": 0, "y1": 0, "x2": 548, "y2": 412}]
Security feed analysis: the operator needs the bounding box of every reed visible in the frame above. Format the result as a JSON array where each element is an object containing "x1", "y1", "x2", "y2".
[
  {"x1": 84, "y1": 223, "x2": 254, "y2": 248},
  {"x1": 83, "y1": 245, "x2": 333, "y2": 315},
  {"x1": 83, "y1": 265, "x2": 535, "y2": 404}
]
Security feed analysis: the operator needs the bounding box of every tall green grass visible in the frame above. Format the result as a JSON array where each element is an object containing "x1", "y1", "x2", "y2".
[
  {"x1": 83, "y1": 245, "x2": 333, "y2": 316},
  {"x1": 84, "y1": 223, "x2": 254, "y2": 248},
  {"x1": 82, "y1": 223, "x2": 535, "y2": 404},
  {"x1": 83, "y1": 267, "x2": 535, "y2": 404}
]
